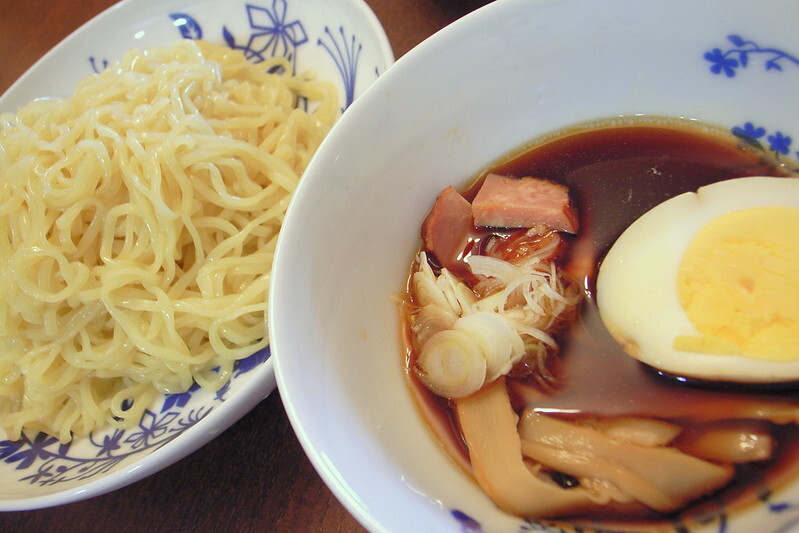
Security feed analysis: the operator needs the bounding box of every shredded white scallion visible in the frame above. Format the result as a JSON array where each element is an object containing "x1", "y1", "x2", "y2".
[{"x1": 410, "y1": 250, "x2": 580, "y2": 398}]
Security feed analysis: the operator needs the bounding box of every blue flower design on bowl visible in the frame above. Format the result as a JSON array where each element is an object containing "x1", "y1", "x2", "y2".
[
  {"x1": 732, "y1": 122, "x2": 799, "y2": 163},
  {"x1": 705, "y1": 35, "x2": 799, "y2": 77},
  {"x1": 702, "y1": 35, "x2": 799, "y2": 167}
]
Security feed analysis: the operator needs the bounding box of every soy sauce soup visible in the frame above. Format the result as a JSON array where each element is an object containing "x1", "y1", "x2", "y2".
[{"x1": 403, "y1": 119, "x2": 799, "y2": 529}]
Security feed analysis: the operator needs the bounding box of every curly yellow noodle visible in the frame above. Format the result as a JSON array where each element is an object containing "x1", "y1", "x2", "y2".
[{"x1": 0, "y1": 40, "x2": 338, "y2": 442}]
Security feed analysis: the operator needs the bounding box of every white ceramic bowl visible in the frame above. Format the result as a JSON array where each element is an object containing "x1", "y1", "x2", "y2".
[
  {"x1": 0, "y1": 0, "x2": 392, "y2": 511},
  {"x1": 271, "y1": 0, "x2": 799, "y2": 531}
]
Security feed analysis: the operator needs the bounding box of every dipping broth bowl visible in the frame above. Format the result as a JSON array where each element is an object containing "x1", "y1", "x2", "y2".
[{"x1": 271, "y1": 0, "x2": 799, "y2": 531}]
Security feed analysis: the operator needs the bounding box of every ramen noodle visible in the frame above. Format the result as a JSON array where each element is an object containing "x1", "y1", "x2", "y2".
[{"x1": 0, "y1": 40, "x2": 338, "y2": 442}]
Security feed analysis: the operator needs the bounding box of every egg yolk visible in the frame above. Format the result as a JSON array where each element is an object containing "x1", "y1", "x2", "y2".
[{"x1": 675, "y1": 206, "x2": 799, "y2": 361}]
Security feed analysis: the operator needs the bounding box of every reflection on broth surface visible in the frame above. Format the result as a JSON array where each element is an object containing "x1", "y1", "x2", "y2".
[{"x1": 402, "y1": 119, "x2": 799, "y2": 527}]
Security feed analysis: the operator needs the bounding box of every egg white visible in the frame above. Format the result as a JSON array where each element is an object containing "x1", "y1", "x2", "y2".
[{"x1": 596, "y1": 176, "x2": 799, "y2": 383}]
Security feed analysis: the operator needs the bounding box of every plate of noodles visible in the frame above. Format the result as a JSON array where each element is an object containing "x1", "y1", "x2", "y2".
[
  {"x1": 0, "y1": 0, "x2": 392, "y2": 510},
  {"x1": 271, "y1": 0, "x2": 799, "y2": 531}
]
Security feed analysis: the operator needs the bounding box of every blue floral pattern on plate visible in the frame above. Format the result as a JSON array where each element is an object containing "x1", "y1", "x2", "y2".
[
  {"x1": 96, "y1": 0, "x2": 373, "y2": 109},
  {"x1": 221, "y1": 3, "x2": 309, "y2": 66},
  {"x1": 1, "y1": 347, "x2": 269, "y2": 487}
]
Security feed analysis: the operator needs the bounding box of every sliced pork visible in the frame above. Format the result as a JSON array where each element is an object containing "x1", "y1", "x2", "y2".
[
  {"x1": 421, "y1": 186, "x2": 474, "y2": 271},
  {"x1": 472, "y1": 174, "x2": 578, "y2": 233}
]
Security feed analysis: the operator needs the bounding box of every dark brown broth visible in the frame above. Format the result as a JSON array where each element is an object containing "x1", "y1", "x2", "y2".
[
  {"x1": 494, "y1": 123, "x2": 797, "y2": 418},
  {"x1": 404, "y1": 120, "x2": 799, "y2": 526}
]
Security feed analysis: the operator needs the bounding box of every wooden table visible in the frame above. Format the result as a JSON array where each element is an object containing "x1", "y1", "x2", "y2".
[{"x1": 0, "y1": 0, "x2": 489, "y2": 531}]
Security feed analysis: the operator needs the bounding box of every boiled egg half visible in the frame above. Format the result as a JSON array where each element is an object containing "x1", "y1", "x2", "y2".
[{"x1": 597, "y1": 176, "x2": 799, "y2": 383}]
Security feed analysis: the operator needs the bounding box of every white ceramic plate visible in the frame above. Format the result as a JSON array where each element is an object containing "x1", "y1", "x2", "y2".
[
  {"x1": 0, "y1": 0, "x2": 393, "y2": 511},
  {"x1": 272, "y1": 0, "x2": 799, "y2": 531}
]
